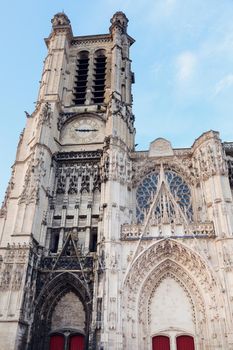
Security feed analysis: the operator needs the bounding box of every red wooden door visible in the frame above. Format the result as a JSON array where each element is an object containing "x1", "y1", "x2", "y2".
[
  {"x1": 69, "y1": 335, "x2": 85, "y2": 350},
  {"x1": 152, "y1": 335, "x2": 170, "y2": 350},
  {"x1": 49, "y1": 334, "x2": 65, "y2": 350},
  {"x1": 176, "y1": 335, "x2": 195, "y2": 350}
]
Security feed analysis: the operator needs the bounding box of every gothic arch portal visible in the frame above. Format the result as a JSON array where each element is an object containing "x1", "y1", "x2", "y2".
[
  {"x1": 123, "y1": 239, "x2": 224, "y2": 350},
  {"x1": 31, "y1": 272, "x2": 91, "y2": 350}
]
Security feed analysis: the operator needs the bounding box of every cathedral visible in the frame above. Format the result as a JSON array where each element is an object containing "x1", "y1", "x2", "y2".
[{"x1": 1, "y1": 11, "x2": 233, "y2": 350}]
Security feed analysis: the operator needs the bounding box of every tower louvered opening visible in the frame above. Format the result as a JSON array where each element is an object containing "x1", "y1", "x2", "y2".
[
  {"x1": 92, "y1": 50, "x2": 106, "y2": 104},
  {"x1": 73, "y1": 51, "x2": 89, "y2": 105}
]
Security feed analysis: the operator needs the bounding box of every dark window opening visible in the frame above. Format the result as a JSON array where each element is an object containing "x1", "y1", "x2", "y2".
[
  {"x1": 50, "y1": 229, "x2": 60, "y2": 253},
  {"x1": 73, "y1": 52, "x2": 89, "y2": 106},
  {"x1": 89, "y1": 227, "x2": 98, "y2": 252},
  {"x1": 92, "y1": 51, "x2": 106, "y2": 104}
]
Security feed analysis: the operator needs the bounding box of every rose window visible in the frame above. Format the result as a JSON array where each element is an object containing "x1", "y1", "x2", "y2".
[{"x1": 136, "y1": 170, "x2": 193, "y2": 223}]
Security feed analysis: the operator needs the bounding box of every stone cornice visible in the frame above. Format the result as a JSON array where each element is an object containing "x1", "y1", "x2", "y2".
[{"x1": 71, "y1": 34, "x2": 112, "y2": 46}]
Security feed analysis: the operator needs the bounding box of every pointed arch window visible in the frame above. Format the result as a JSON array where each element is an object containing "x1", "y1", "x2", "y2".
[
  {"x1": 73, "y1": 51, "x2": 89, "y2": 105},
  {"x1": 92, "y1": 49, "x2": 106, "y2": 104}
]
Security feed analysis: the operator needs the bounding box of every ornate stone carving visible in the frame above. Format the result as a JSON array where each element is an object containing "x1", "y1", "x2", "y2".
[
  {"x1": 54, "y1": 150, "x2": 102, "y2": 162},
  {"x1": 39, "y1": 102, "x2": 53, "y2": 128},
  {"x1": 0, "y1": 264, "x2": 13, "y2": 291},
  {"x1": 123, "y1": 239, "x2": 221, "y2": 349},
  {"x1": 51, "y1": 13, "x2": 70, "y2": 27},
  {"x1": 0, "y1": 245, "x2": 29, "y2": 291},
  {"x1": 57, "y1": 112, "x2": 77, "y2": 130},
  {"x1": 125, "y1": 240, "x2": 219, "y2": 295},
  {"x1": 106, "y1": 149, "x2": 132, "y2": 185},
  {"x1": 55, "y1": 159, "x2": 101, "y2": 195},
  {"x1": 20, "y1": 149, "x2": 47, "y2": 204},
  {"x1": 132, "y1": 157, "x2": 195, "y2": 188},
  {"x1": 0, "y1": 165, "x2": 15, "y2": 217},
  {"x1": 101, "y1": 152, "x2": 110, "y2": 182},
  {"x1": 121, "y1": 221, "x2": 215, "y2": 240},
  {"x1": 11, "y1": 265, "x2": 24, "y2": 291},
  {"x1": 107, "y1": 92, "x2": 135, "y2": 132},
  {"x1": 192, "y1": 138, "x2": 228, "y2": 182}
]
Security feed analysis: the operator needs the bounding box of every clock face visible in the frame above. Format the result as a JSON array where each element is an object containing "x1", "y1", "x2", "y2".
[{"x1": 69, "y1": 118, "x2": 101, "y2": 143}]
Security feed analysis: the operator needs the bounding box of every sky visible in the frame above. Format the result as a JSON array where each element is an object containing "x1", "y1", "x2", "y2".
[{"x1": 1, "y1": 0, "x2": 233, "y2": 201}]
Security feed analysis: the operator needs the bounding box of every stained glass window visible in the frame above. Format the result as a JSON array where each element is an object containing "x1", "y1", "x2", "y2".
[
  {"x1": 136, "y1": 170, "x2": 193, "y2": 223},
  {"x1": 165, "y1": 171, "x2": 193, "y2": 221},
  {"x1": 136, "y1": 172, "x2": 159, "y2": 223}
]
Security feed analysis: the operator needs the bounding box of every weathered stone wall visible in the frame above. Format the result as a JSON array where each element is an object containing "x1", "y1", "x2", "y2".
[{"x1": 51, "y1": 292, "x2": 85, "y2": 332}]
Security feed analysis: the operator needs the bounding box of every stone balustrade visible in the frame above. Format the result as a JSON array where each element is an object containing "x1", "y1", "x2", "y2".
[{"x1": 121, "y1": 221, "x2": 215, "y2": 240}]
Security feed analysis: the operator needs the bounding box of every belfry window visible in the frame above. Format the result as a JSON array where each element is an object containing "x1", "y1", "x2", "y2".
[
  {"x1": 73, "y1": 51, "x2": 89, "y2": 105},
  {"x1": 92, "y1": 50, "x2": 106, "y2": 104}
]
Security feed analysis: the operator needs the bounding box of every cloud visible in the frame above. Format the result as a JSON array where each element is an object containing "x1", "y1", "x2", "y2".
[
  {"x1": 215, "y1": 74, "x2": 233, "y2": 95},
  {"x1": 176, "y1": 51, "x2": 197, "y2": 83}
]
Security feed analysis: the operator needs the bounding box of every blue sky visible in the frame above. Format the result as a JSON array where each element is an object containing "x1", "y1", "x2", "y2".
[{"x1": 1, "y1": 0, "x2": 233, "y2": 201}]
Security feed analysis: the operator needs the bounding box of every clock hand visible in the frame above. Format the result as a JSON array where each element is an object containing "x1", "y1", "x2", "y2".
[{"x1": 75, "y1": 128, "x2": 98, "y2": 132}]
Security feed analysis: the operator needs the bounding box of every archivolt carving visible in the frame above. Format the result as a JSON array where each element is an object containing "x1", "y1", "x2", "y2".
[
  {"x1": 124, "y1": 240, "x2": 222, "y2": 333},
  {"x1": 125, "y1": 240, "x2": 216, "y2": 295},
  {"x1": 123, "y1": 240, "x2": 223, "y2": 348},
  {"x1": 135, "y1": 262, "x2": 207, "y2": 350},
  {"x1": 142, "y1": 262, "x2": 204, "y2": 325},
  {"x1": 31, "y1": 272, "x2": 91, "y2": 350}
]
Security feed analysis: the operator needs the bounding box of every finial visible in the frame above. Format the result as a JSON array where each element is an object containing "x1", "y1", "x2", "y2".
[
  {"x1": 51, "y1": 12, "x2": 71, "y2": 28},
  {"x1": 110, "y1": 11, "x2": 128, "y2": 33}
]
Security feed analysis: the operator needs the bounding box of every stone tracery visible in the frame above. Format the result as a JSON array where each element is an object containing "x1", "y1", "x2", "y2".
[
  {"x1": 136, "y1": 168, "x2": 193, "y2": 224},
  {"x1": 123, "y1": 239, "x2": 223, "y2": 348}
]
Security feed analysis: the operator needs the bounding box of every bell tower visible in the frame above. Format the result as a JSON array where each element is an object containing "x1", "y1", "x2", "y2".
[{"x1": 0, "y1": 12, "x2": 135, "y2": 350}]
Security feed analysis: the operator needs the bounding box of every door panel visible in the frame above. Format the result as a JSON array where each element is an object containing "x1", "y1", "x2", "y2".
[
  {"x1": 152, "y1": 335, "x2": 170, "y2": 350},
  {"x1": 49, "y1": 334, "x2": 65, "y2": 350},
  {"x1": 176, "y1": 335, "x2": 195, "y2": 350},
  {"x1": 69, "y1": 335, "x2": 85, "y2": 350}
]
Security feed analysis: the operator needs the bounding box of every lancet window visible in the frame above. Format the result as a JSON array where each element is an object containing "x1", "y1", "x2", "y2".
[
  {"x1": 72, "y1": 49, "x2": 107, "y2": 106},
  {"x1": 92, "y1": 49, "x2": 106, "y2": 104},
  {"x1": 73, "y1": 51, "x2": 89, "y2": 105}
]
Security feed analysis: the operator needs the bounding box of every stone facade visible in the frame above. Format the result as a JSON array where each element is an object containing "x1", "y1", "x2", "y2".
[{"x1": 0, "y1": 11, "x2": 233, "y2": 350}]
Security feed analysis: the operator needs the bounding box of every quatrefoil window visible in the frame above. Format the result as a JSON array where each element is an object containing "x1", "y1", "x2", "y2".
[{"x1": 136, "y1": 170, "x2": 193, "y2": 223}]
